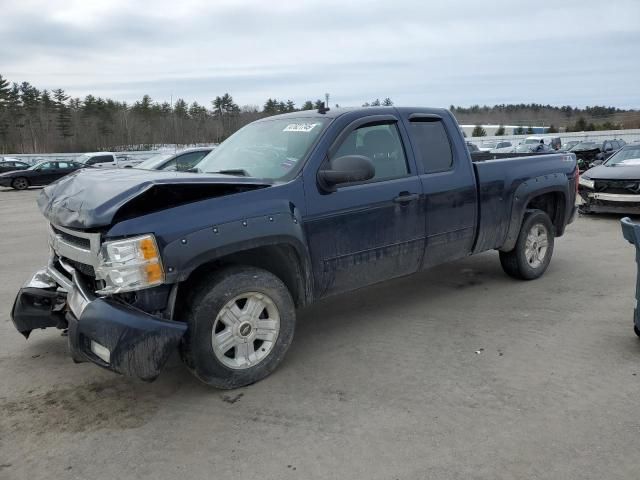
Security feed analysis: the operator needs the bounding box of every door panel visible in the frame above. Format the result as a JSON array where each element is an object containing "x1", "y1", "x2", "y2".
[
  {"x1": 305, "y1": 177, "x2": 425, "y2": 297},
  {"x1": 405, "y1": 115, "x2": 478, "y2": 269}
]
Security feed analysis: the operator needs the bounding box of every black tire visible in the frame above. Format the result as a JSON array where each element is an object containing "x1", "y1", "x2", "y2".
[
  {"x1": 11, "y1": 177, "x2": 29, "y2": 190},
  {"x1": 180, "y1": 266, "x2": 296, "y2": 389},
  {"x1": 634, "y1": 326, "x2": 640, "y2": 338},
  {"x1": 499, "y1": 209, "x2": 555, "y2": 280}
]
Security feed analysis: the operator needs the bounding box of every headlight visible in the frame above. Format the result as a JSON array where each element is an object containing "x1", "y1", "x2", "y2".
[
  {"x1": 579, "y1": 177, "x2": 594, "y2": 189},
  {"x1": 95, "y1": 234, "x2": 164, "y2": 294}
]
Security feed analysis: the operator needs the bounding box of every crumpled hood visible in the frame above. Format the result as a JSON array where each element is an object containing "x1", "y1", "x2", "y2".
[
  {"x1": 584, "y1": 163, "x2": 640, "y2": 180},
  {"x1": 38, "y1": 168, "x2": 271, "y2": 229}
]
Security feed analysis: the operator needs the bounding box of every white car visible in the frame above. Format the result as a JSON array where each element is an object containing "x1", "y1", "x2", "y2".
[{"x1": 74, "y1": 152, "x2": 142, "y2": 169}]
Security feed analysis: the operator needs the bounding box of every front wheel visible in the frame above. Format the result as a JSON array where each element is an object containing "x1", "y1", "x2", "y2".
[
  {"x1": 180, "y1": 266, "x2": 296, "y2": 389},
  {"x1": 499, "y1": 209, "x2": 555, "y2": 280},
  {"x1": 11, "y1": 177, "x2": 29, "y2": 190}
]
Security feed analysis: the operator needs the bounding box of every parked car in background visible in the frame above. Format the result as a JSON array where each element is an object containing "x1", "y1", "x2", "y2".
[
  {"x1": 0, "y1": 158, "x2": 30, "y2": 173},
  {"x1": 135, "y1": 147, "x2": 214, "y2": 171},
  {"x1": 514, "y1": 142, "x2": 554, "y2": 154},
  {"x1": 75, "y1": 152, "x2": 141, "y2": 169},
  {"x1": 578, "y1": 143, "x2": 640, "y2": 214},
  {"x1": 570, "y1": 139, "x2": 626, "y2": 171},
  {"x1": 489, "y1": 141, "x2": 514, "y2": 153},
  {"x1": 0, "y1": 160, "x2": 86, "y2": 190},
  {"x1": 562, "y1": 140, "x2": 580, "y2": 151},
  {"x1": 466, "y1": 141, "x2": 480, "y2": 152},
  {"x1": 478, "y1": 140, "x2": 512, "y2": 152}
]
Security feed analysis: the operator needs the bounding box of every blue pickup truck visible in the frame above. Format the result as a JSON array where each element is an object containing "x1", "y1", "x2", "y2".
[{"x1": 11, "y1": 107, "x2": 578, "y2": 388}]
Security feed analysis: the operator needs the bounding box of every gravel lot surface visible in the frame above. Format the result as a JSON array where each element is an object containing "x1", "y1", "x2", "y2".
[{"x1": 1, "y1": 188, "x2": 639, "y2": 479}]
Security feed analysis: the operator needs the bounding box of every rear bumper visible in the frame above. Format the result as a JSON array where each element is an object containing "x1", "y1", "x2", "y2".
[{"x1": 11, "y1": 264, "x2": 186, "y2": 381}]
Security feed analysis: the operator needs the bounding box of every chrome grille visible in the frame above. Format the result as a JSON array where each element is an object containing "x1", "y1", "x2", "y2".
[{"x1": 48, "y1": 224, "x2": 101, "y2": 274}]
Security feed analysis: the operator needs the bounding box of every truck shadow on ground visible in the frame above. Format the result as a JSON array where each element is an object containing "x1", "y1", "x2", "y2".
[{"x1": 4, "y1": 249, "x2": 637, "y2": 435}]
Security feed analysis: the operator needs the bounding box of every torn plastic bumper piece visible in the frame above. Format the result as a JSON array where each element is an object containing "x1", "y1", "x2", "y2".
[
  {"x1": 621, "y1": 217, "x2": 640, "y2": 331},
  {"x1": 11, "y1": 265, "x2": 186, "y2": 381}
]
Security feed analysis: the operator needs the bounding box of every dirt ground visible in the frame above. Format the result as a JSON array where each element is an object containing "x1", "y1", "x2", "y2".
[{"x1": 1, "y1": 188, "x2": 640, "y2": 480}]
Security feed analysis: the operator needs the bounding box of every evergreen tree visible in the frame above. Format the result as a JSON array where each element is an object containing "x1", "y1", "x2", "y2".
[
  {"x1": 547, "y1": 124, "x2": 558, "y2": 133},
  {"x1": 495, "y1": 125, "x2": 505, "y2": 136},
  {"x1": 471, "y1": 125, "x2": 487, "y2": 137},
  {"x1": 301, "y1": 100, "x2": 314, "y2": 111},
  {"x1": 53, "y1": 88, "x2": 73, "y2": 139},
  {"x1": 526, "y1": 126, "x2": 534, "y2": 134},
  {"x1": 382, "y1": 97, "x2": 393, "y2": 106}
]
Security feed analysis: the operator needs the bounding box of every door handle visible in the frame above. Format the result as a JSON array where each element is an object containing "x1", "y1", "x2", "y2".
[{"x1": 393, "y1": 192, "x2": 420, "y2": 204}]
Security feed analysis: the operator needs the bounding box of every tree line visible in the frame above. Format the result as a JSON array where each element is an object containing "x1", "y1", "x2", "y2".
[
  {"x1": 0, "y1": 73, "x2": 637, "y2": 153},
  {"x1": 453, "y1": 103, "x2": 640, "y2": 136}
]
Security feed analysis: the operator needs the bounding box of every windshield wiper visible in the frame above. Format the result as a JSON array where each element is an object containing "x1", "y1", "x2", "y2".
[{"x1": 209, "y1": 169, "x2": 250, "y2": 177}]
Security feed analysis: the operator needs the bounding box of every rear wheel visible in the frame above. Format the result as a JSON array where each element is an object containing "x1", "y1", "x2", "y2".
[
  {"x1": 11, "y1": 177, "x2": 29, "y2": 190},
  {"x1": 180, "y1": 266, "x2": 296, "y2": 389},
  {"x1": 500, "y1": 209, "x2": 555, "y2": 280}
]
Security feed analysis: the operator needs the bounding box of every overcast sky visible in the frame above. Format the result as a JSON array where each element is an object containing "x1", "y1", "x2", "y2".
[{"x1": 2, "y1": 0, "x2": 639, "y2": 109}]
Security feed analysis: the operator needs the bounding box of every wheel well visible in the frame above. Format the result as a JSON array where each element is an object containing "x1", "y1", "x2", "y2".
[
  {"x1": 525, "y1": 192, "x2": 565, "y2": 233},
  {"x1": 175, "y1": 244, "x2": 307, "y2": 315}
]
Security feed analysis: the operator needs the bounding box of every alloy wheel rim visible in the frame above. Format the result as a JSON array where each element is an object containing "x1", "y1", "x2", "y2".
[
  {"x1": 14, "y1": 178, "x2": 27, "y2": 189},
  {"x1": 211, "y1": 292, "x2": 280, "y2": 370},
  {"x1": 524, "y1": 223, "x2": 549, "y2": 268}
]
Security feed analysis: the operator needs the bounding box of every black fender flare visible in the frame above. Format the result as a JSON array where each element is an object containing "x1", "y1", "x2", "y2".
[
  {"x1": 162, "y1": 211, "x2": 313, "y2": 305},
  {"x1": 500, "y1": 173, "x2": 568, "y2": 252}
]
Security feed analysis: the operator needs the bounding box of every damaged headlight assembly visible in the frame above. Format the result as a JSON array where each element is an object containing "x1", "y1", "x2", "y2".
[
  {"x1": 579, "y1": 176, "x2": 595, "y2": 189},
  {"x1": 95, "y1": 234, "x2": 164, "y2": 294}
]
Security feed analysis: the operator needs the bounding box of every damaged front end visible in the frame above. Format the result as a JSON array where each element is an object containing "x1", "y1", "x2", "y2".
[
  {"x1": 11, "y1": 227, "x2": 187, "y2": 381},
  {"x1": 579, "y1": 178, "x2": 640, "y2": 214}
]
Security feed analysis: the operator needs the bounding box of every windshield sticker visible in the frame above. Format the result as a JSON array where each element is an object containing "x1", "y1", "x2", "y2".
[{"x1": 283, "y1": 123, "x2": 319, "y2": 133}]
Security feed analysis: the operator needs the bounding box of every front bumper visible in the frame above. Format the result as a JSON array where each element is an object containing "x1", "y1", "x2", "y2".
[
  {"x1": 11, "y1": 262, "x2": 186, "y2": 381},
  {"x1": 579, "y1": 190, "x2": 640, "y2": 214}
]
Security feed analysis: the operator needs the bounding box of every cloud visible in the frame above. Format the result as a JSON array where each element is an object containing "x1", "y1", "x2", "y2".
[{"x1": 1, "y1": 0, "x2": 638, "y2": 108}]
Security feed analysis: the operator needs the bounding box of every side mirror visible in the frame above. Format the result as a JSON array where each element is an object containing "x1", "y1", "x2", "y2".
[{"x1": 318, "y1": 155, "x2": 375, "y2": 192}]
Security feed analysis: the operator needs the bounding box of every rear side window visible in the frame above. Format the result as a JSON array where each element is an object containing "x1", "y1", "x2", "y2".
[{"x1": 409, "y1": 120, "x2": 453, "y2": 173}]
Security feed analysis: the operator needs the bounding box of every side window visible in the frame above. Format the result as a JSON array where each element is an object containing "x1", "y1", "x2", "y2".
[
  {"x1": 604, "y1": 142, "x2": 612, "y2": 151},
  {"x1": 176, "y1": 151, "x2": 208, "y2": 170},
  {"x1": 40, "y1": 162, "x2": 57, "y2": 170},
  {"x1": 58, "y1": 161, "x2": 72, "y2": 169},
  {"x1": 409, "y1": 120, "x2": 453, "y2": 173},
  {"x1": 159, "y1": 159, "x2": 178, "y2": 171},
  {"x1": 331, "y1": 122, "x2": 408, "y2": 181}
]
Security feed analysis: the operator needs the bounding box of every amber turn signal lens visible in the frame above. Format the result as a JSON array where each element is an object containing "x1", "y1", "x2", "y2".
[
  {"x1": 139, "y1": 237, "x2": 159, "y2": 260},
  {"x1": 145, "y1": 263, "x2": 163, "y2": 283}
]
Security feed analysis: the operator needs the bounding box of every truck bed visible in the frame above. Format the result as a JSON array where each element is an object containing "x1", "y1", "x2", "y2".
[{"x1": 472, "y1": 153, "x2": 577, "y2": 253}]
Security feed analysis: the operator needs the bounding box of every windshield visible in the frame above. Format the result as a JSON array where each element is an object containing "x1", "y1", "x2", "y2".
[
  {"x1": 136, "y1": 153, "x2": 174, "y2": 170},
  {"x1": 524, "y1": 138, "x2": 542, "y2": 145},
  {"x1": 27, "y1": 161, "x2": 47, "y2": 170},
  {"x1": 197, "y1": 117, "x2": 329, "y2": 179},
  {"x1": 481, "y1": 141, "x2": 497, "y2": 148},
  {"x1": 75, "y1": 154, "x2": 92, "y2": 164},
  {"x1": 605, "y1": 146, "x2": 640, "y2": 166},
  {"x1": 571, "y1": 142, "x2": 598, "y2": 151}
]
